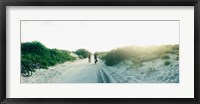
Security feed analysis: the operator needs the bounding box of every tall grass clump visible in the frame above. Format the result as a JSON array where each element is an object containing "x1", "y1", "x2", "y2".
[
  {"x1": 21, "y1": 41, "x2": 76, "y2": 70},
  {"x1": 164, "y1": 61, "x2": 171, "y2": 66}
]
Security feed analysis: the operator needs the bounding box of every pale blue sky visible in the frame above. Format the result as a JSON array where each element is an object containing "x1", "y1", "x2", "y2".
[{"x1": 21, "y1": 21, "x2": 179, "y2": 52}]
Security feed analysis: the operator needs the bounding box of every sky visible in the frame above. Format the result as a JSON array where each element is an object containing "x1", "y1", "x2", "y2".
[{"x1": 21, "y1": 21, "x2": 179, "y2": 53}]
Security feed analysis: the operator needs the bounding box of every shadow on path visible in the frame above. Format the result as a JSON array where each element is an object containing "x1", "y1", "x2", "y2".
[{"x1": 97, "y1": 68, "x2": 111, "y2": 83}]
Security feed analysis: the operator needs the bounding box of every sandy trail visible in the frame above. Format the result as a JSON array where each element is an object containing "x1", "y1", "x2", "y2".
[
  {"x1": 21, "y1": 57, "x2": 111, "y2": 83},
  {"x1": 54, "y1": 58, "x2": 103, "y2": 83}
]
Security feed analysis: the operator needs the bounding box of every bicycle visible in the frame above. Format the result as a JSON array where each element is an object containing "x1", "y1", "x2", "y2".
[
  {"x1": 21, "y1": 65, "x2": 32, "y2": 77},
  {"x1": 29, "y1": 63, "x2": 42, "y2": 70},
  {"x1": 21, "y1": 63, "x2": 42, "y2": 77}
]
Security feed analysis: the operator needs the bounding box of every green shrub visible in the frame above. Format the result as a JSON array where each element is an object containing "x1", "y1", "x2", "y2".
[
  {"x1": 75, "y1": 49, "x2": 91, "y2": 59},
  {"x1": 96, "y1": 52, "x2": 107, "y2": 61},
  {"x1": 175, "y1": 56, "x2": 179, "y2": 60},
  {"x1": 100, "y1": 54, "x2": 107, "y2": 60},
  {"x1": 21, "y1": 41, "x2": 76, "y2": 72},
  {"x1": 161, "y1": 55, "x2": 170, "y2": 60},
  {"x1": 78, "y1": 55, "x2": 84, "y2": 59},
  {"x1": 164, "y1": 61, "x2": 171, "y2": 66},
  {"x1": 104, "y1": 48, "x2": 131, "y2": 66}
]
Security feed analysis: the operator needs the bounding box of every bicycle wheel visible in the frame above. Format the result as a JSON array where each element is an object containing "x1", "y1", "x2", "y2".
[
  {"x1": 21, "y1": 65, "x2": 32, "y2": 77},
  {"x1": 21, "y1": 69, "x2": 29, "y2": 77}
]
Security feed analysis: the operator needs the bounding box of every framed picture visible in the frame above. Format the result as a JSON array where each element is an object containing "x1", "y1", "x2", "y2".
[{"x1": 1, "y1": 0, "x2": 199, "y2": 104}]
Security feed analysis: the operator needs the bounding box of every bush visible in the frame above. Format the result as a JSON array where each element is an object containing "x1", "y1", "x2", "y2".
[
  {"x1": 21, "y1": 41, "x2": 47, "y2": 55},
  {"x1": 161, "y1": 55, "x2": 170, "y2": 60},
  {"x1": 75, "y1": 49, "x2": 91, "y2": 59},
  {"x1": 175, "y1": 56, "x2": 179, "y2": 61},
  {"x1": 104, "y1": 49, "x2": 127, "y2": 66},
  {"x1": 164, "y1": 61, "x2": 171, "y2": 66},
  {"x1": 21, "y1": 41, "x2": 76, "y2": 71},
  {"x1": 99, "y1": 54, "x2": 107, "y2": 60},
  {"x1": 96, "y1": 52, "x2": 107, "y2": 61}
]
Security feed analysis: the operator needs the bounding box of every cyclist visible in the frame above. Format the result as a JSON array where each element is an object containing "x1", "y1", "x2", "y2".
[{"x1": 94, "y1": 52, "x2": 98, "y2": 64}]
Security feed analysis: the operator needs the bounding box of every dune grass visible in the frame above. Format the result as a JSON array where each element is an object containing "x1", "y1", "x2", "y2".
[{"x1": 101, "y1": 45, "x2": 179, "y2": 66}]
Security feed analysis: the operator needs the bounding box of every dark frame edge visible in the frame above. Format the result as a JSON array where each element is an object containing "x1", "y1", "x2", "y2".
[
  {"x1": 3, "y1": 0, "x2": 198, "y2": 6},
  {"x1": 194, "y1": 0, "x2": 200, "y2": 103},
  {"x1": 0, "y1": 0, "x2": 6, "y2": 104},
  {"x1": 1, "y1": 0, "x2": 200, "y2": 104}
]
